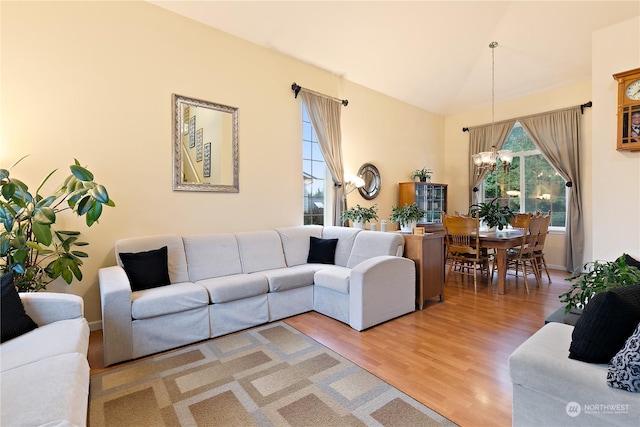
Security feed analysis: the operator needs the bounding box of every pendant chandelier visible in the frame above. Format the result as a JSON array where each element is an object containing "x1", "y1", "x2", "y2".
[{"x1": 472, "y1": 41, "x2": 512, "y2": 173}]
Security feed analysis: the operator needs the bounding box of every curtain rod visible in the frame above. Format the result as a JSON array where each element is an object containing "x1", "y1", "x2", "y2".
[
  {"x1": 291, "y1": 82, "x2": 348, "y2": 106},
  {"x1": 462, "y1": 101, "x2": 592, "y2": 132}
]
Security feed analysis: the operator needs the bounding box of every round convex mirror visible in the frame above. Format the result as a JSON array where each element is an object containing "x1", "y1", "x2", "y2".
[{"x1": 357, "y1": 163, "x2": 381, "y2": 200}]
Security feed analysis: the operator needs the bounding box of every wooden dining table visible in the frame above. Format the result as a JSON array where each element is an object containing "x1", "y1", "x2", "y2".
[{"x1": 476, "y1": 229, "x2": 525, "y2": 294}]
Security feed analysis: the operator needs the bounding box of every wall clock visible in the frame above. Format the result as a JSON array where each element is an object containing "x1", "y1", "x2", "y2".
[{"x1": 613, "y1": 67, "x2": 640, "y2": 152}]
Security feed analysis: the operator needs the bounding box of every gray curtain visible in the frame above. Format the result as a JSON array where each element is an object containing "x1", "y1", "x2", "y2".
[
  {"x1": 468, "y1": 120, "x2": 516, "y2": 207},
  {"x1": 519, "y1": 107, "x2": 582, "y2": 271},
  {"x1": 300, "y1": 91, "x2": 345, "y2": 226}
]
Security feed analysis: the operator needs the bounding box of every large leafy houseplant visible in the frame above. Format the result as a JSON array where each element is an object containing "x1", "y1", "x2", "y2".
[
  {"x1": 559, "y1": 255, "x2": 640, "y2": 314},
  {"x1": 341, "y1": 204, "x2": 378, "y2": 226},
  {"x1": 390, "y1": 202, "x2": 425, "y2": 227},
  {"x1": 0, "y1": 156, "x2": 115, "y2": 292},
  {"x1": 469, "y1": 198, "x2": 514, "y2": 230}
]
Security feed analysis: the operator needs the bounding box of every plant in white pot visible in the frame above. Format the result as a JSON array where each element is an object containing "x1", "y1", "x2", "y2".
[
  {"x1": 341, "y1": 204, "x2": 378, "y2": 228},
  {"x1": 0, "y1": 156, "x2": 115, "y2": 292},
  {"x1": 468, "y1": 198, "x2": 514, "y2": 230},
  {"x1": 390, "y1": 202, "x2": 425, "y2": 232}
]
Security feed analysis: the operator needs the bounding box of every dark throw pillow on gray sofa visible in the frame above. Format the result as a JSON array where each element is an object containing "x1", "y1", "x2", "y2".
[
  {"x1": 569, "y1": 284, "x2": 640, "y2": 363},
  {"x1": 119, "y1": 246, "x2": 170, "y2": 292},
  {"x1": 623, "y1": 254, "x2": 640, "y2": 270},
  {"x1": 307, "y1": 236, "x2": 338, "y2": 264},
  {"x1": 1, "y1": 273, "x2": 38, "y2": 343}
]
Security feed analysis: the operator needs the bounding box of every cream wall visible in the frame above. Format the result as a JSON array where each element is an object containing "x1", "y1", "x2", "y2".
[
  {"x1": 591, "y1": 17, "x2": 640, "y2": 261},
  {"x1": 0, "y1": 1, "x2": 442, "y2": 327}
]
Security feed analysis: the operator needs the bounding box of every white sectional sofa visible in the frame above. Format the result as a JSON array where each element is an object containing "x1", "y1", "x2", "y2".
[
  {"x1": 99, "y1": 225, "x2": 415, "y2": 366},
  {"x1": 0, "y1": 293, "x2": 90, "y2": 427}
]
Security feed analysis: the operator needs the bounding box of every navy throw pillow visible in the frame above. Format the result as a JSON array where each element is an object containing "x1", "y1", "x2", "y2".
[
  {"x1": 307, "y1": 236, "x2": 338, "y2": 265},
  {"x1": 1, "y1": 273, "x2": 38, "y2": 343},
  {"x1": 569, "y1": 284, "x2": 640, "y2": 363},
  {"x1": 119, "y1": 246, "x2": 171, "y2": 292}
]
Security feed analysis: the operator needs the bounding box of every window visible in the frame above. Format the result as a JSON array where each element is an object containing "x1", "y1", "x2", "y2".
[
  {"x1": 302, "y1": 105, "x2": 327, "y2": 225},
  {"x1": 480, "y1": 123, "x2": 567, "y2": 229}
]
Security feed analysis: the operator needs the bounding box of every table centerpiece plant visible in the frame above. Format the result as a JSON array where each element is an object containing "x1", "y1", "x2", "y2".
[
  {"x1": 0, "y1": 156, "x2": 115, "y2": 292},
  {"x1": 469, "y1": 198, "x2": 514, "y2": 230},
  {"x1": 341, "y1": 204, "x2": 378, "y2": 228},
  {"x1": 390, "y1": 202, "x2": 425, "y2": 232},
  {"x1": 558, "y1": 255, "x2": 640, "y2": 314}
]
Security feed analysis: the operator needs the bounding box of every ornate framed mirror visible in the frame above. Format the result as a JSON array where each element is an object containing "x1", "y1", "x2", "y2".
[
  {"x1": 172, "y1": 94, "x2": 239, "y2": 192},
  {"x1": 357, "y1": 163, "x2": 381, "y2": 200}
]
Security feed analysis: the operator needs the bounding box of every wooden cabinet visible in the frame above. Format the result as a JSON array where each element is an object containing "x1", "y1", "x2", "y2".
[
  {"x1": 399, "y1": 182, "x2": 447, "y2": 231},
  {"x1": 402, "y1": 233, "x2": 445, "y2": 310}
]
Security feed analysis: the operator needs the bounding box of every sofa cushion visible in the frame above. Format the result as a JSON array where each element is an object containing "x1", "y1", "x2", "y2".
[
  {"x1": 607, "y1": 322, "x2": 640, "y2": 392},
  {"x1": 347, "y1": 230, "x2": 405, "y2": 268},
  {"x1": 0, "y1": 352, "x2": 89, "y2": 427},
  {"x1": 183, "y1": 233, "x2": 243, "y2": 282},
  {"x1": 131, "y1": 282, "x2": 209, "y2": 320},
  {"x1": 314, "y1": 266, "x2": 351, "y2": 294},
  {"x1": 120, "y1": 246, "x2": 170, "y2": 291},
  {"x1": 0, "y1": 317, "x2": 89, "y2": 372},
  {"x1": 116, "y1": 234, "x2": 190, "y2": 284},
  {"x1": 198, "y1": 274, "x2": 268, "y2": 304},
  {"x1": 276, "y1": 225, "x2": 323, "y2": 267},
  {"x1": 1, "y1": 274, "x2": 37, "y2": 343},
  {"x1": 569, "y1": 284, "x2": 640, "y2": 363},
  {"x1": 307, "y1": 236, "x2": 339, "y2": 264},
  {"x1": 262, "y1": 265, "x2": 317, "y2": 292},
  {"x1": 624, "y1": 254, "x2": 640, "y2": 270},
  {"x1": 235, "y1": 231, "x2": 287, "y2": 273},
  {"x1": 321, "y1": 226, "x2": 361, "y2": 267}
]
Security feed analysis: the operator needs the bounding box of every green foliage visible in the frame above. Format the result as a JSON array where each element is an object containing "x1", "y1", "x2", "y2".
[
  {"x1": 341, "y1": 204, "x2": 378, "y2": 224},
  {"x1": 410, "y1": 167, "x2": 432, "y2": 181},
  {"x1": 389, "y1": 202, "x2": 425, "y2": 226},
  {"x1": 559, "y1": 256, "x2": 640, "y2": 314},
  {"x1": 0, "y1": 156, "x2": 115, "y2": 291},
  {"x1": 469, "y1": 198, "x2": 514, "y2": 230}
]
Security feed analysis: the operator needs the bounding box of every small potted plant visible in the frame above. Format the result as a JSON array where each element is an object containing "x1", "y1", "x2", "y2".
[
  {"x1": 411, "y1": 167, "x2": 432, "y2": 182},
  {"x1": 469, "y1": 198, "x2": 514, "y2": 230},
  {"x1": 390, "y1": 202, "x2": 425, "y2": 232},
  {"x1": 0, "y1": 156, "x2": 115, "y2": 292},
  {"x1": 559, "y1": 255, "x2": 640, "y2": 314},
  {"x1": 341, "y1": 204, "x2": 378, "y2": 228}
]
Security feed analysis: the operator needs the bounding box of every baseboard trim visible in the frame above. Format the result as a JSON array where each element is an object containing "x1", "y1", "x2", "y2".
[{"x1": 88, "y1": 320, "x2": 102, "y2": 331}]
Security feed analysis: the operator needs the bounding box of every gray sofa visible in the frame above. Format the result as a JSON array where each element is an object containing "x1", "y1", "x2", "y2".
[
  {"x1": 99, "y1": 225, "x2": 415, "y2": 366},
  {"x1": 0, "y1": 293, "x2": 90, "y2": 427},
  {"x1": 509, "y1": 322, "x2": 640, "y2": 426}
]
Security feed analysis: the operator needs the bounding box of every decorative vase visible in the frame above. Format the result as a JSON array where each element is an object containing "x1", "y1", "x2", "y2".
[
  {"x1": 352, "y1": 221, "x2": 365, "y2": 229},
  {"x1": 400, "y1": 220, "x2": 417, "y2": 233}
]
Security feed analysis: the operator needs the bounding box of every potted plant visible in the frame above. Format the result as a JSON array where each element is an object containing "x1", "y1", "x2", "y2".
[
  {"x1": 341, "y1": 204, "x2": 378, "y2": 228},
  {"x1": 559, "y1": 255, "x2": 640, "y2": 314},
  {"x1": 411, "y1": 167, "x2": 432, "y2": 182},
  {"x1": 390, "y1": 202, "x2": 425, "y2": 232},
  {"x1": 469, "y1": 198, "x2": 514, "y2": 230},
  {"x1": 0, "y1": 156, "x2": 115, "y2": 292}
]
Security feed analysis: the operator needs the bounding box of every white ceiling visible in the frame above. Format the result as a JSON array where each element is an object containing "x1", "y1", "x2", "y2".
[{"x1": 149, "y1": 1, "x2": 640, "y2": 115}]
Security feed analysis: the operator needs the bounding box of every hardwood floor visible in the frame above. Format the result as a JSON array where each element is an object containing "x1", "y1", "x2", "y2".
[{"x1": 88, "y1": 268, "x2": 573, "y2": 427}]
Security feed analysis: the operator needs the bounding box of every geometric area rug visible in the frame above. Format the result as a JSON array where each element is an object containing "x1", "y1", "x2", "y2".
[{"x1": 89, "y1": 322, "x2": 458, "y2": 426}]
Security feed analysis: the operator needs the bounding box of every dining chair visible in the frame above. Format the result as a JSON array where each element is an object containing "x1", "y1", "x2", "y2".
[
  {"x1": 441, "y1": 212, "x2": 490, "y2": 293},
  {"x1": 534, "y1": 212, "x2": 552, "y2": 283},
  {"x1": 505, "y1": 214, "x2": 545, "y2": 293}
]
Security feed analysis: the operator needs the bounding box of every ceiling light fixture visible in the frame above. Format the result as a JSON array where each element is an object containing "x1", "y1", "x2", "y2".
[{"x1": 472, "y1": 41, "x2": 512, "y2": 174}]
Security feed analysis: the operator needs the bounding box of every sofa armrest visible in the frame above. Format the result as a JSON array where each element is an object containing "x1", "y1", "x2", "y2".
[
  {"x1": 99, "y1": 266, "x2": 133, "y2": 366},
  {"x1": 349, "y1": 255, "x2": 415, "y2": 330},
  {"x1": 19, "y1": 292, "x2": 84, "y2": 326}
]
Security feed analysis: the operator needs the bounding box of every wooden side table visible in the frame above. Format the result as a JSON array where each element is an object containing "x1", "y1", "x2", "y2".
[{"x1": 402, "y1": 233, "x2": 445, "y2": 310}]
